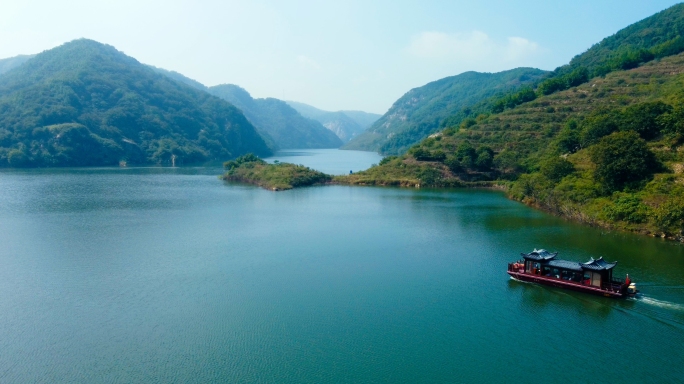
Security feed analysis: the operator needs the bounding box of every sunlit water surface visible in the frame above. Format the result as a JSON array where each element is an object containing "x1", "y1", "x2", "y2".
[{"x1": 0, "y1": 150, "x2": 683, "y2": 383}]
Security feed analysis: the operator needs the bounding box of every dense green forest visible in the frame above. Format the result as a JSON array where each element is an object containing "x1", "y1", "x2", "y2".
[
  {"x1": 222, "y1": 153, "x2": 331, "y2": 190},
  {"x1": 208, "y1": 85, "x2": 342, "y2": 149},
  {"x1": 0, "y1": 39, "x2": 271, "y2": 167},
  {"x1": 342, "y1": 67, "x2": 548, "y2": 155},
  {"x1": 286, "y1": 101, "x2": 381, "y2": 142}
]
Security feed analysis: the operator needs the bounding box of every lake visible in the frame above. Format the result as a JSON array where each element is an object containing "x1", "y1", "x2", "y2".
[{"x1": 0, "y1": 149, "x2": 683, "y2": 383}]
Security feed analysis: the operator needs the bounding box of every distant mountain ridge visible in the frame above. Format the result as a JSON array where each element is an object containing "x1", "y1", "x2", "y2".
[
  {"x1": 0, "y1": 39, "x2": 271, "y2": 167},
  {"x1": 343, "y1": 67, "x2": 548, "y2": 154},
  {"x1": 286, "y1": 101, "x2": 381, "y2": 142},
  {"x1": 208, "y1": 85, "x2": 342, "y2": 149},
  {"x1": 0, "y1": 54, "x2": 35, "y2": 76},
  {"x1": 147, "y1": 67, "x2": 343, "y2": 150}
]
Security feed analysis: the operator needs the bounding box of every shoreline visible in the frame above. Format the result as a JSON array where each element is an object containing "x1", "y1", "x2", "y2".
[{"x1": 225, "y1": 164, "x2": 684, "y2": 244}]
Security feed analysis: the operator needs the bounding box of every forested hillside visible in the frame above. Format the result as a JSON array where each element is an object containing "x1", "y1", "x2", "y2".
[
  {"x1": 343, "y1": 52, "x2": 684, "y2": 239},
  {"x1": 209, "y1": 85, "x2": 342, "y2": 149},
  {"x1": 0, "y1": 39, "x2": 271, "y2": 167},
  {"x1": 286, "y1": 101, "x2": 381, "y2": 142},
  {"x1": 342, "y1": 67, "x2": 548, "y2": 154},
  {"x1": 489, "y1": 3, "x2": 684, "y2": 114}
]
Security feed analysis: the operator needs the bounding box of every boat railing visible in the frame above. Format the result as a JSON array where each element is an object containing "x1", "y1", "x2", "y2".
[{"x1": 507, "y1": 263, "x2": 524, "y2": 273}]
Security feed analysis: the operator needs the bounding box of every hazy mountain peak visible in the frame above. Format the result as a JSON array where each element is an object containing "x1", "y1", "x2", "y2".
[{"x1": 285, "y1": 101, "x2": 382, "y2": 143}]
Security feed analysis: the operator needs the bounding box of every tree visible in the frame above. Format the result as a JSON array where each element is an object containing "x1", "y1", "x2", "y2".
[
  {"x1": 658, "y1": 103, "x2": 684, "y2": 135},
  {"x1": 589, "y1": 131, "x2": 659, "y2": 192},
  {"x1": 455, "y1": 142, "x2": 477, "y2": 168},
  {"x1": 580, "y1": 111, "x2": 620, "y2": 147},
  {"x1": 475, "y1": 146, "x2": 494, "y2": 169},
  {"x1": 540, "y1": 156, "x2": 575, "y2": 182},
  {"x1": 620, "y1": 101, "x2": 671, "y2": 139},
  {"x1": 555, "y1": 120, "x2": 581, "y2": 154}
]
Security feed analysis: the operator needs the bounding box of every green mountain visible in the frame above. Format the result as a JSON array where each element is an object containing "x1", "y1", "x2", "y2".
[
  {"x1": 488, "y1": 3, "x2": 684, "y2": 114},
  {"x1": 342, "y1": 4, "x2": 684, "y2": 240},
  {"x1": 286, "y1": 101, "x2": 381, "y2": 142},
  {"x1": 0, "y1": 39, "x2": 271, "y2": 167},
  {"x1": 208, "y1": 85, "x2": 342, "y2": 149},
  {"x1": 343, "y1": 67, "x2": 548, "y2": 154},
  {"x1": 0, "y1": 54, "x2": 35, "y2": 76},
  {"x1": 565, "y1": 3, "x2": 684, "y2": 76},
  {"x1": 148, "y1": 65, "x2": 209, "y2": 92},
  {"x1": 345, "y1": 50, "x2": 684, "y2": 239}
]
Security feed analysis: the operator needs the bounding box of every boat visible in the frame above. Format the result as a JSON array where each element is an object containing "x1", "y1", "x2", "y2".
[{"x1": 507, "y1": 249, "x2": 638, "y2": 298}]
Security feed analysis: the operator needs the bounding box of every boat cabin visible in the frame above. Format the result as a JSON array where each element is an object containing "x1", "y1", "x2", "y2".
[{"x1": 520, "y1": 249, "x2": 617, "y2": 289}]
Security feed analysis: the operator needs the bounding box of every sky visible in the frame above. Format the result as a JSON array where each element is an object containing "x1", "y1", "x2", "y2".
[{"x1": 0, "y1": 0, "x2": 681, "y2": 114}]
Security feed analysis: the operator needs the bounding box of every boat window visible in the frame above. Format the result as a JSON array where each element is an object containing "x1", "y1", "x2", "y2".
[
  {"x1": 561, "y1": 270, "x2": 569, "y2": 280},
  {"x1": 542, "y1": 267, "x2": 551, "y2": 276},
  {"x1": 571, "y1": 272, "x2": 581, "y2": 282},
  {"x1": 552, "y1": 268, "x2": 560, "y2": 278},
  {"x1": 583, "y1": 272, "x2": 591, "y2": 285}
]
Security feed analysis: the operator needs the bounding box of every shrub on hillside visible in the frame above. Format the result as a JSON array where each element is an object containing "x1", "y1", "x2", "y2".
[
  {"x1": 589, "y1": 131, "x2": 660, "y2": 192},
  {"x1": 540, "y1": 156, "x2": 575, "y2": 182}
]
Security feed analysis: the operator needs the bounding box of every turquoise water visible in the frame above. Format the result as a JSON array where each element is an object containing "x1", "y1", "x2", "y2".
[{"x1": 0, "y1": 151, "x2": 683, "y2": 383}]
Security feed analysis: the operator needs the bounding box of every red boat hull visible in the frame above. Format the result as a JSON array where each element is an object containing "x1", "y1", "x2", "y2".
[{"x1": 508, "y1": 270, "x2": 624, "y2": 298}]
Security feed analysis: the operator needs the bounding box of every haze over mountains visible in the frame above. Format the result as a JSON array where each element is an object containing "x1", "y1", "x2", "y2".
[
  {"x1": 343, "y1": 67, "x2": 548, "y2": 155},
  {"x1": 208, "y1": 85, "x2": 342, "y2": 149},
  {"x1": 286, "y1": 101, "x2": 381, "y2": 143},
  {"x1": 1, "y1": 3, "x2": 682, "y2": 170},
  {"x1": 0, "y1": 55, "x2": 35, "y2": 76},
  {"x1": 149, "y1": 67, "x2": 343, "y2": 149}
]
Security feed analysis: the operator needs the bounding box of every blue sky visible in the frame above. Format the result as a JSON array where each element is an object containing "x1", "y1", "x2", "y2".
[{"x1": 0, "y1": 0, "x2": 681, "y2": 113}]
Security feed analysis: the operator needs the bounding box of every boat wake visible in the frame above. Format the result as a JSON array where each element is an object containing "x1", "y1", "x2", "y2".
[{"x1": 636, "y1": 296, "x2": 684, "y2": 312}]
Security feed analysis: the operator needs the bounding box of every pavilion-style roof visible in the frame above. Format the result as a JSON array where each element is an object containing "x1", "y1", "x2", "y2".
[
  {"x1": 581, "y1": 257, "x2": 617, "y2": 271},
  {"x1": 548, "y1": 259, "x2": 583, "y2": 272},
  {"x1": 521, "y1": 249, "x2": 558, "y2": 261}
]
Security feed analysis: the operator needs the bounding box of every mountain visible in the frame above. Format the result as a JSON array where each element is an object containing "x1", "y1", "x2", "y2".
[
  {"x1": 208, "y1": 85, "x2": 342, "y2": 149},
  {"x1": 565, "y1": 3, "x2": 684, "y2": 76},
  {"x1": 0, "y1": 39, "x2": 271, "y2": 167},
  {"x1": 346, "y1": 48, "x2": 684, "y2": 238},
  {"x1": 0, "y1": 54, "x2": 35, "y2": 76},
  {"x1": 286, "y1": 101, "x2": 381, "y2": 142},
  {"x1": 343, "y1": 67, "x2": 548, "y2": 155},
  {"x1": 148, "y1": 67, "x2": 342, "y2": 149},
  {"x1": 148, "y1": 65, "x2": 209, "y2": 92},
  {"x1": 488, "y1": 3, "x2": 684, "y2": 113}
]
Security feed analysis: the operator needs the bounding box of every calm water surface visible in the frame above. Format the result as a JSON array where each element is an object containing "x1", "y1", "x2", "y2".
[
  {"x1": 265, "y1": 148, "x2": 383, "y2": 175},
  {"x1": 0, "y1": 151, "x2": 683, "y2": 383}
]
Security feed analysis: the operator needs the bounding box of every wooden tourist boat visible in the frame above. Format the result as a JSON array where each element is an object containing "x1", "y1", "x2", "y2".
[{"x1": 507, "y1": 249, "x2": 638, "y2": 298}]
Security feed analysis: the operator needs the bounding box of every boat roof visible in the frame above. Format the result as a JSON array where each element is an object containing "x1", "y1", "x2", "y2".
[
  {"x1": 521, "y1": 250, "x2": 618, "y2": 272},
  {"x1": 547, "y1": 259, "x2": 584, "y2": 272},
  {"x1": 582, "y1": 257, "x2": 617, "y2": 271},
  {"x1": 521, "y1": 249, "x2": 557, "y2": 261}
]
